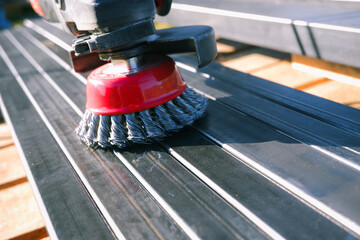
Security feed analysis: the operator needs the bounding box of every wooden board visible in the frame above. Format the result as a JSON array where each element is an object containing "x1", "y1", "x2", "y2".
[
  {"x1": 251, "y1": 60, "x2": 327, "y2": 89},
  {"x1": 0, "y1": 145, "x2": 26, "y2": 188},
  {"x1": 291, "y1": 54, "x2": 360, "y2": 109},
  {"x1": 304, "y1": 81, "x2": 360, "y2": 110},
  {"x1": 0, "y1": 123, "x2": 13, "y2": 148},
  {"x1": 0, "y1": 181, "x2": 46, "y2": 240},
  {"x1": 220, "y1": 48, "x2": 289, "y2": 71},
  {"x1": 215, "y1": 42, "x2": 360, "y2": 110},
  {"x1": 292, "y1": 54, "x2": 360, "y2": 80},
  {"x1": 0, "y1": 123, "x2": 48, "y2": 240}
]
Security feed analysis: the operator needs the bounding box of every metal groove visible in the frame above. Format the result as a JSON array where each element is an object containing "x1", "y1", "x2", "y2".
[
  {"x1": 144, "y1": 150, "x2": 245, "y2": 240},
  {"x1": 195, "y1": 128, "x2": 360, "y2": 238},
  {"x1": 13, "y1": 27, "x2": 200, "y2": 240},
  {"x1": 175, "y1": 56, "x2": 360, "y2": 134},
  {"x1": 24, "y1": 19, "x2": 72, "y2": 51},
  {"x1": 20, "y1": 27, "x2": 87, "y2": 85},
  {"x1": 175, "y1": 61, "x2": 360, "y2": 172},
  {"x1": 4, "y1": 31, "x2": 83, "y2": 117},
  {"x1": 0, "y1": 41, "x2": 126, "y2": 240},
  {"x1": 158, "y1": 142, "x2": 285, "y2": 240},
  {"x1": 88, "y1": 150, "x2": 166, "y2": 240},
  {"x1": 114, "y1": 151, "x2": 200, "y2": 240},
  {"x1": 0, "y1": 94, "x2": 59, "y2": 240}
]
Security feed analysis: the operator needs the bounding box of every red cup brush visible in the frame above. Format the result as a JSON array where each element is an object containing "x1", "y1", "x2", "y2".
[{"x1": 76, "y1": 55, "x2": 207, "y2": 148}]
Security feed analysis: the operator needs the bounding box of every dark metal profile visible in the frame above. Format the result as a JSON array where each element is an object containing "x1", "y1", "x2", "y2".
[{"x1": 0, "y1": 18, "x2": 360, "y2": 239}]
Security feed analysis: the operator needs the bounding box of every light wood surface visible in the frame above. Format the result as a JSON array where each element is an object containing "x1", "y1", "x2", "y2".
[
  {"x1": 222, "y1": 52, "x2": 283, "y2": 73},
  {"x1": 0, "y1": 146, "x2": 26, "y2": 188},
  {"x1": 292, "y1": 54, "x2": 360, "y2": 80},
  {"x1": 251, "y1": 60, "x2": 327, "y2": 89},
  {"x1": 305, "y1": 81, "x2": 360, "y2": 110},
  {"x1": 0, "y1": 182, "x2": 47, "y2": 240},
  {"x1": 0, "y1": 123, "x2": 48, "y2": 240},
  {"x1": 0, "y1": 124, "x2": 13, "y2": 149},
  {"x1": 216, "y1": 44, "x2": 360, "y2": 110}
]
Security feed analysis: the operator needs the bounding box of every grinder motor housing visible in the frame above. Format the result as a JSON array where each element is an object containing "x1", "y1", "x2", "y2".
[{"x1": 29, "y1": 0, "x2": 217, "y2": 71}]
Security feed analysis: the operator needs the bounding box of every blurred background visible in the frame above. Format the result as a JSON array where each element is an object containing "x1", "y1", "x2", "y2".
[{"x1": 0, "y1": 0, "x2": 35, "y2": 27}]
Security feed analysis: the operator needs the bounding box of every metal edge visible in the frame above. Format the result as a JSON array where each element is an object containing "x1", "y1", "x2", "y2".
[{"x1": 0, "y1": 92, "x2": 59, "y2": 240}]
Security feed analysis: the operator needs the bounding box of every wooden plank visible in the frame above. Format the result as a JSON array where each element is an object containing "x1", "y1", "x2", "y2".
[
  {"x1": 292, "y1": 54, "x2": 360, "y2": 80},
  {"x1": 0, "y1": 122, "x2": 48, "y2": 239},
  {"x1": 0, "y1": 122, "x2": 13, "y2": 148},
  {"x1": 291, "y1": 50, "x2": 360, "y2": 109},
  {"x1": 0, "y1": 47, "x2": 115, "y2": 240},
  {"x1": 0, "y1": 182, "x2": 46, "y2": 240},
  {"x1": 215, "y1": 38, "x2": 251, "y2": 58},
  {"x1": 219, "y1": 48, "x2": 333, "y2": 91},
  {"x1": 9, "y1": 228, "x2": 48, "y2": 240},
  {"x1": 216, "y1": 42, "x2": 237, "y2": 54},
  {"x1": 221, "y1": 49, "x2": 287, "y2": 73},
  {"x1": 251, "y1": 60, "x2": 327, "y2": 89},
  {"x1": 304, "y1": 80, "x2": 360, "y2": 110},
  {"x1": 0, "y1": 145, "x2": 26, "y2": 187},
  {"x1": 219, "y1": 44, "x2": 360, "y2": 110}
]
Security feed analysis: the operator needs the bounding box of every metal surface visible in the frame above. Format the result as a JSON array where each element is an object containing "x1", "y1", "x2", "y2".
[
  {"x1": 1, "y1": 29, "x2": 190, "y2": 240},
  {"x1": 175, "y1": 55, "x2": 360, "y2": 163},
  {"x1": 162, "y1": 129, "x2": 355, "y2": 239},
  {"x1": 160, "y1": 0, "x2": 360, "y2": 68},
  {"x1": 173, "y1": 56, "x2": 360, "y2": 235},
  {"x1": 0, "y1": 44, "x2": 115, "y2": 240},
  {"x1": 7, "y1": 26, "x2": 263, "y2": 239},
  {"x1": 0, "y1": 19, "x2": 360, "y2": 239}
]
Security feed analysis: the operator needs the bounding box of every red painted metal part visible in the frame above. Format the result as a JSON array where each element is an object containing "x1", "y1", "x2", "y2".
[
  {"x1": 86, "y1": 56, "x2": 186, "y2": 115},
  {"x1": 29, "y1": 0, "x2": 45, "y2": 16},
  {"x1": 154, "y1": 0, "x2": 172, "y2": 16},
  {"x1": 154, "y1": 0, "x2": 163, "y2": 12}
]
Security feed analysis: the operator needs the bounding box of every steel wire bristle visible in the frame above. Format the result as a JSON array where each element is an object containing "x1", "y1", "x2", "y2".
[
  {"x1": 96, "y1": 115, "x2": 111, "y2": 148},
  {"x1": 75, "y1": 87, "x2": 208, "y2": 149},
  {"x1": 109, "y1": 115, "x2": 127, "y2": 148}
]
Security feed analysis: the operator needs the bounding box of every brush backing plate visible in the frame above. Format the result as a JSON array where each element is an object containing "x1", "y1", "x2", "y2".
[{"x1": 86, "y1": 55, "x2": 186, "y2": 115}]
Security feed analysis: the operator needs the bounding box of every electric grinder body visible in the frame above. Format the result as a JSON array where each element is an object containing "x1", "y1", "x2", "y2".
[{"x1": 29, "y1": 0, "x2": 218, "y2": 148}]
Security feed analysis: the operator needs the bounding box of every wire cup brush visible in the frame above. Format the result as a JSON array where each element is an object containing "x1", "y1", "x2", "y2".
[{"x1": 75, "y1": 54, "x2": 208, "y2": 149}]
